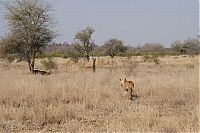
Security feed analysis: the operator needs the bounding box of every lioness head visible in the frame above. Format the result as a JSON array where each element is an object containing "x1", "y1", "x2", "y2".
[{"x1": 119, "y1": 78, "x2": 127, "y2": 87}]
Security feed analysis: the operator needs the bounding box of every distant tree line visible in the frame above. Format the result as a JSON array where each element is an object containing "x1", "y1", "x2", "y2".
[
  {"x1": 171, "y1": 39, "x2": 200, "y2": 55},
  {"x1": 44, "y1": 38, "x2": 200, "y2": 59}
]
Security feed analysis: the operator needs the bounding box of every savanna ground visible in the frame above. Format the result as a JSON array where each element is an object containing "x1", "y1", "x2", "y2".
[{"x1": 0, "y1": 55, "x2": 199, "y2": 132}]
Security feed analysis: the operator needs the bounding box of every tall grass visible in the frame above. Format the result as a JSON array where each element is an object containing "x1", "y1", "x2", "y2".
[{"x1": 0, "y1": 56, "x2": 199, "y2": 132}]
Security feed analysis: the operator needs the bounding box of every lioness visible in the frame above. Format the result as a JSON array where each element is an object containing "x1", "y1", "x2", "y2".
[{"x1": 120, "y1": 78, "x2": 134, "y2": 99}]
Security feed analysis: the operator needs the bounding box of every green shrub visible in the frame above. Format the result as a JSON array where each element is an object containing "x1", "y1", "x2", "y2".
[
  {"x1": 142, "y1": 55, "x2": 151, "y2": 62},
  {"x1": 67, "y1": 52, "x2": 80, "y2": 63},
  {"x1": 41, "y1": 58, "x2": 57, "y2": 70},
  {"x1": 132, "y1": 52, "x2": 142, "y2": 56},
  {"x1": 142, "y1": 54, "x2": 160, "y2": 65},
  {"x1": 6, "y1": 54, "x2": 16, "y2": 63}
]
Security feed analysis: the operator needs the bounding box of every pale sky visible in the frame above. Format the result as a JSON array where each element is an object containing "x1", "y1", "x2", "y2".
[{"x1": 0, "y1": 0, "x2": 199, "y2": 47}]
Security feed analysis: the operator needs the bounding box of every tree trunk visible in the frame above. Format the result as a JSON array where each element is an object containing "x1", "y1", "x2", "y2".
[
  {"x1": 31, "y1": 62, "x2": 35, "y2": 72},
  {"x1": 28, "y1": 61, "x2": 34, "y2": 72},
  {"x1": 28, "y1": 61, "x2": 32, "y2": 72},
  {"x1": 109, "y1": 53, "x2": 115, "y2": 58},
  {"x1": 92, "y1": 57, "x2": 96, "y2": 72},
  {"x1": 86, "y1": 54, "x2": 90, "y2": 62},
  {"x1": 27, "y1": 57, "x2": 32, "y2": 72},
  {"x1": 27, "y1": 51, "x2": 36, "y2": 72},
  {"x1": 30, "y1": 51, "x2": 36, "y2": 72},
  {"x1": 31, "y1": 58, "x2": 35, "y2": 72}
]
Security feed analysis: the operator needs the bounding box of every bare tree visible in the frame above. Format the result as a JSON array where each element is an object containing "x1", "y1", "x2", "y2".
[
  {"x1": 0, "y1": 0, "x2": 56, "y2": 72},
  {"x1": 171, "y1": 41, "x2": 183, "y2": 54},
  {"x1": 171, "y1": 38, "x2": 200, "y2": 55},
  {"x1": 74, "y1": 26, "x2": 95, "y2": 62}
]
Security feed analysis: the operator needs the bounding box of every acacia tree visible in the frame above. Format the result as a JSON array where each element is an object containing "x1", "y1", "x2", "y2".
[
  {"x1": 74, "y1": 26, "x2": 95, "y2": 62},
  {"x1": 0, "y1": 0, "x2": 55, "y2": 72},
  {"x1": 103, "y1": 38, "x2": 127, "y2": 58},
  {"x1": 171, "y1": 40, "x2": 184, "y2": 54},
  {"x1": 171, "y1": 39, "x2": 200, "y2": 55}
]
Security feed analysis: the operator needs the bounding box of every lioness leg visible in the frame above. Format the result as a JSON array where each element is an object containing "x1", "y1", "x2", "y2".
[{"x1": 129, "y1": 88, "x2": 133, "y2": 99}]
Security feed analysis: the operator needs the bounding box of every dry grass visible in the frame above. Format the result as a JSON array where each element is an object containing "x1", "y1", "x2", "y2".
[{"x1": 0, "y1": 56, "x2": 199, "y2": 132}]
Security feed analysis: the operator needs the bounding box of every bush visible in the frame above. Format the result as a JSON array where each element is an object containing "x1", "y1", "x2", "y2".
[
  {"x1": 132, "y1": 52, "x2": 142, "y2": 56},
  {"x1": 45, "y1": 52, "x2": 67, "y2": 58},
  {"x1": 103, "y1": 38, "x2": 127, "y2": 58},
  {"x1": 5, "y1": 54, "x2": 16, "y2": 63},
  {"x1": 142, "y1": 55, "x2": 151, "y2": 62},
  {"x1": 41, "y1": 58, "x2": 57, "y2": 70},
  {"x1": 67, "y1": 52, "x2": 80, "y2": 63},
  {"x1": 142, "y1": 54, "x2": 160, "y2": 65},
  {"x1": 67, "y1": 50, "x2": 86, "y2": 63}
]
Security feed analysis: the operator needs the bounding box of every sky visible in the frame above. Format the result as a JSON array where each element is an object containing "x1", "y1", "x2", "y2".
[{"x1": 0, "y1": 0, "x2": 199, "y2": 47}]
